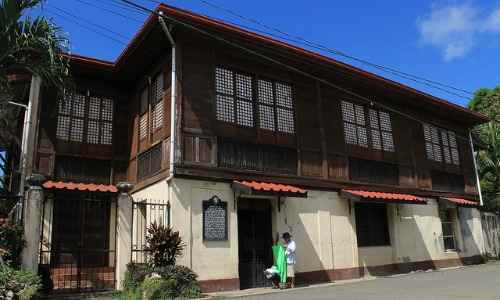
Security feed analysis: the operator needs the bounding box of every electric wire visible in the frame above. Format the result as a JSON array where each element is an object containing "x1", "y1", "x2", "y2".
[
  {"x1": 119, "y1": 0, "x2": 482, "y2": 142},
  {"x1": 192, "y1": 0, "x2": 475, "y2": 97},
  {"x1": 73, "y1": 0, "x2": 145, "y2": 24},
  {"x1": 45, "y1": 9, "x2": 128, "y2": 46},
  {"x1": 47, "y1": 4, "x2": 131, "y2": 41}
]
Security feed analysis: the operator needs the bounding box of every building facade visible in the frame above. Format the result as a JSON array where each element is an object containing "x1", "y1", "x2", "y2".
[{"x1": 29, "y1": 3, "x2": 488, "y2": 294}]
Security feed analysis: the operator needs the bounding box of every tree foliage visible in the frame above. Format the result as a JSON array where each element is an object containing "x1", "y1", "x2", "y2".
[
  {"x1": 469, "y1": 86, "x2": 500, "y2": 213},
  {"x1": 1, "y1": 0, "x2": 71, "y2": 95},
  {"x1": 0, "y1": 0, "x2": 72, "y2": 145}
]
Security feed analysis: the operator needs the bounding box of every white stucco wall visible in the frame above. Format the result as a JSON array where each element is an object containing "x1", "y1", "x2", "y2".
[{"x1": 129, "y1": 177, "x2": 485, "y2": 283}]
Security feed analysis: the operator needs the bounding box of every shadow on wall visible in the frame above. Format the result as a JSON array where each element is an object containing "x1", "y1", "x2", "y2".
[
  {"x1": 481, "y1": 212, "x2": 500, "y2": 259},
  {"x1": 358, "y1": 203, "x2": 484, "y2": 278}
]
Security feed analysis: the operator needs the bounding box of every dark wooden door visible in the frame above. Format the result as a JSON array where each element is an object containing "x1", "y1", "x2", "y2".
[
  {"x1": 238, "y1": 199, "x2": 273, "y2": 289},
  {"x1": 48, "y1": 193, "x2": 114, "y2": 292}
]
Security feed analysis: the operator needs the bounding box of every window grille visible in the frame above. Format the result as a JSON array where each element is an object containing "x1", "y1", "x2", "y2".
[
  {"x1": 423, "y1": 123, "x2": 459, "y2": 165},
  {"x1": 440, "y1": 209, "x2": 456, "y2": 251},
  {"x1": 56, "y1": 92, "x2": 114, "y2": 145}
]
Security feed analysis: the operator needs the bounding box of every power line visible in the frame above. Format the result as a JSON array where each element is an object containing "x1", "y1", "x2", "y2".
[
  {"x1": 45, "y1": 9, "x2": 128, "y2": 46},
  {"x1": 73, "y1": 0, "x2": 145, "y2": 24},
  {"x1": 140, "y1": 0, "x2": 472, "y2": 100},
  {"x1": 47, "y1": 4, "x2": 131, "y2": 41},
  {"x1": 119, "y1": 0, "x2": 481, "y2": 142},
  {"x1": 192, "y1": 0, "x2": 475, "y2": 97}
]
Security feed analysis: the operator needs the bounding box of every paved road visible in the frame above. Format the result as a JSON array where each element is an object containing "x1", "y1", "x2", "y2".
[{"x1": 234, "y1": 263, "x2": 500, "y2": 300}]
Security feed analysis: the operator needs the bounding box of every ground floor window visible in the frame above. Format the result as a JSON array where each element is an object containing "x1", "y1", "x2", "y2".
[
  {"x1": 439, "y1": 208, "x2": 457, "y2": 251},
  {"x1": 355, "y1": 202, "x2": 390, "y2": 247}
]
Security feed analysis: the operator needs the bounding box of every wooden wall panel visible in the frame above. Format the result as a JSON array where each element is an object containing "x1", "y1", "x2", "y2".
[
  {"x1": 328, "y1": 154, "x2": 348, "y2": 180},
  {"x1": 399, "y1": 165, "x2": 416, "y2": 187},
  {"x1": 301, "y1": 150, "x2": 322, "y2": 177},
  {"x1": 294, "y1": 76, "x2": 321, "y2": 151}
]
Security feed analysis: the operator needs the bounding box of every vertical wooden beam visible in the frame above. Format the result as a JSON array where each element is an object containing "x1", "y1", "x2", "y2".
[{"x1": 316, "y1": 80, "x2": 328, "y2": 179}]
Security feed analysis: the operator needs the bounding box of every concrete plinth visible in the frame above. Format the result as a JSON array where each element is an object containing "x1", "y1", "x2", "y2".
[
  {"x1": 115, "y1": 182, "x2": 134, "y2": 289},
  {"x1": 21, "y1": 174, "x2": 45, "y2": 271}
]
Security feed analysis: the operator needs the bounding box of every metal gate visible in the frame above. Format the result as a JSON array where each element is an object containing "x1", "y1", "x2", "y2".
[
  {"x1": 131, "y1": 199, "x2": 170, "y2": 263},
  {"x1": 39, "y1": 191, "x2": 117, "y2": 292}
]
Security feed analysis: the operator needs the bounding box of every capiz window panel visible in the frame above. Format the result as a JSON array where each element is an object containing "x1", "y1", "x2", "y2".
[
  {"x1": 56, "y1": 92, "x2": 114, "y2": 145},
  {"x1": 342, "y1": 101, "x2": 394, "y2": 152},
  {"x1": 215, "y1": 67, "x2": 295, "y2": 134},
  {"x1": 423, "y1": 123, "x2": 459, "y2": 165}
]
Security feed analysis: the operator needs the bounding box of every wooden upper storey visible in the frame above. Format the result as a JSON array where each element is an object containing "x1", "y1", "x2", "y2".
[{"x1": 35, "y1": 4, "x2": 487, "y2": 198}]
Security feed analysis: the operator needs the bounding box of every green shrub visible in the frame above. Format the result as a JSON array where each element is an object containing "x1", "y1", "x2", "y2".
[
  {"x1": 121, "y1": 263, "x2": 201, "y2": 299},
  {"x1": 0, "y1": 264, "x2": 41, "y2": 300},
  {"x1": 123, "y1": 263, "x2": 152, "y2": 291},
  {"x1": 145, "y1": 222, "x2": 185, "y2": 268},
  {"x1": 141, "y1": 277, "x2": 178, "y2": 300},
  {"x1": 0, "y1": 222, "x2": 25, "y2": 267},
  {"x1": 154, "y1": 265, "x2": 201, "y2": 298}
]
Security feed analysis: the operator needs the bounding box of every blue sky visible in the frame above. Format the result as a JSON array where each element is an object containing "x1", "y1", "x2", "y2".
[{"x1": 30, "y1": 0, "x2": 500, "y2": 107}]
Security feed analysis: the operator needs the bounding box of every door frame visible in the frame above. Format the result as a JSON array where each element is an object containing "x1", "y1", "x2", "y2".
[
  {"x1": 38, "y1": 191, "x2": 118, "y2": 293},
  {"x1": 237, "y1": 197, "x2": 274, "y2": 289}
]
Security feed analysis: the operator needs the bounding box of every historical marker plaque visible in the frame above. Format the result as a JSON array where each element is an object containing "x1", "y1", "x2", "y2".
[{"x1": 203, "y1": 196, "x2": 228, "y2": 241}]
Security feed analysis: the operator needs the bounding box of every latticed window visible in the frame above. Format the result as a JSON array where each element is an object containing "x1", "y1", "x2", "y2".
[
  {"x1": 423, "y1": 123, "x2": 459, "y2": 165},
  {"x1": 56, "y1": 91, "x2": 113, "y2": 145},
  {"x1": 369, "y1": 109, "x2": 394, "y2": 152},
  {"x1": 215, "y1": 67, "x2": 253, "y2": 127},
  {"x1": 151, "y1": 73, "x2": 164, "y2": 131},
  {"x1": 215, "y1": 67, "x2": 295, "y2": 134},
  {"x1": 341, "y1": 101, "x2": 367, "y2": 147},
  {"x1": 341, "y1": 101, "x2": 394, "y2": 151},
  {"x1": 257, "y1": 80, "x2": 295, "y2": 134}
]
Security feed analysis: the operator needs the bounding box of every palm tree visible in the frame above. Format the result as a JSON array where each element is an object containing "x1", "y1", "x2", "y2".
[
  {"x1": 1, "y1": 0, "x2": 71, "y2": 97},
  {"x1": 0, "y1": 0, "x2": 71, "y2": 203},
  {"x1": 476, "y1": 122, "x2": 500, "y2": 214}
]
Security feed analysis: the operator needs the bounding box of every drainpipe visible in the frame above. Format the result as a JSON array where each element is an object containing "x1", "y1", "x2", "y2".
[
  {"x1": 158, "y1": 12, "x2": 177, "y2": 180},
  {"x1": 469, "y1": 131, "x2": 483, "y2": 206},
  {"x1": 10, "y1": 76, "x2": 42, "y2": 221}
]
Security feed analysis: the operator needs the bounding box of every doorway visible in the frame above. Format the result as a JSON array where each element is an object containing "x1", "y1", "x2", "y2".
[
  {"x1": 40, "y1": 191, "x2": 116, "y2": 292},
  {"x1": 237, "y1": 198, "x2": 273, "y2": 289}
]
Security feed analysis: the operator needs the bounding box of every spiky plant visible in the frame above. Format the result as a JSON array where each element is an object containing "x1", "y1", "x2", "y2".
[{"x1": 144, "y1": 222, "x2": 185, "y2": 268}]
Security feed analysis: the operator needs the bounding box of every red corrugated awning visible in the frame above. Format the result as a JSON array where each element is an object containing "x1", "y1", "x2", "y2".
[
  {"x1": 341, "y1": 189, "x2": 427, "y2": 205},
  {"x1": 233, "y1": 180, "x2": 307, "y2": 197},
  {"x1": 441, "y1": 197, "x2": 479, "y2": 207},
  {"x1": 43, "y1": 181, "x2": 118, "y2": 193}
]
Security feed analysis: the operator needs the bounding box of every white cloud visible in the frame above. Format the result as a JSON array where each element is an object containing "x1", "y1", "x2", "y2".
[
  {"x1": 483, "y1": 8, "x2": 500, "y2": 32},
  {"x1": 417, "y1": 3, "x2": 500, "y2": 61}
]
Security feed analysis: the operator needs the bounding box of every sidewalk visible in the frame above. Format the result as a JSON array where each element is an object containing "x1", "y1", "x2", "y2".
[{"x1": 204, "y1": 261, "x2": 500, "y2": 299}]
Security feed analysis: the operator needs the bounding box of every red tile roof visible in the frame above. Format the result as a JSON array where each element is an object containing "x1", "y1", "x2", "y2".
[
  {"x1": 441, "y1": 197, "x2": 479, "y2": 207},
  {"x1": 233, "y1": 180, "x2": 307, "y2": 196},
  {"x1": 341, "y1": 189, "x2": 427, "y2": 204},
  {"x1": 43, "y1": 181, "x2": 118, "y2": 193}
]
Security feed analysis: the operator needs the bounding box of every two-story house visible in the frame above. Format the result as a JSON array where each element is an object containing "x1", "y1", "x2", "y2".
[{"x1": 31, "y1": 3, "x2": 488, "y2": 294}]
